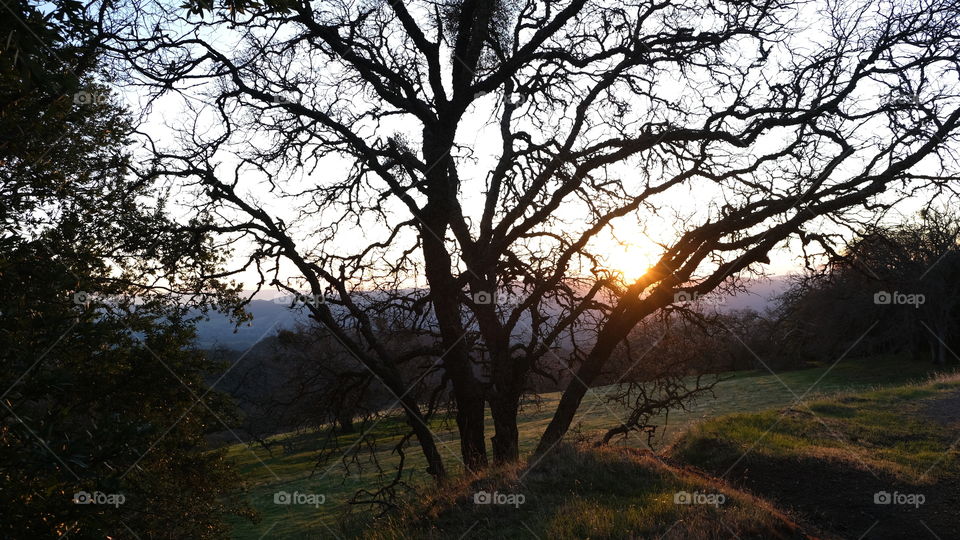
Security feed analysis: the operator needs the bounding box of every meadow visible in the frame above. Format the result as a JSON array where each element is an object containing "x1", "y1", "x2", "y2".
[{"x1": 226, "y1": 355, "x2": 945, "y2": 538}]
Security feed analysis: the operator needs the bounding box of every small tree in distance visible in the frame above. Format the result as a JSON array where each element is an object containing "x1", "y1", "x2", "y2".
[{"x1": 102, "y1": 0, "x2": 960, "y2": 477}]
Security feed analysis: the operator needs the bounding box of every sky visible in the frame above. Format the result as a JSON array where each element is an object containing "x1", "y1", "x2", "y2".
[{"x1": 113, "y1": 0, "x2": 954, "y2": 294}]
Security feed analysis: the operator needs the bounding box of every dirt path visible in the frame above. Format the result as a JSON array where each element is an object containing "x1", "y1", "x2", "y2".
[{"x1": 920, "y1": 389, "x2": 960, "y2": 428}]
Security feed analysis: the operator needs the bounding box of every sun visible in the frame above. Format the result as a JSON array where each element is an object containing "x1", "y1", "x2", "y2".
[{"x1": 598, "y1": 241, "x2": 659, "y2": 283}]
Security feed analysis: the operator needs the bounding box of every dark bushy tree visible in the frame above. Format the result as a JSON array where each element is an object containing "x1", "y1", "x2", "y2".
[
  {"x1": 777, "y1": 210, "x2": 960, "y2": 365},
  {"x1": 1, "y1": 0, "x2": 254, "y2": 536}
]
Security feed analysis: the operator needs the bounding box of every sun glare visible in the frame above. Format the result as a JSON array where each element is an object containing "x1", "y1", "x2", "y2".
[{"x1": 601, "y1": 242, "x2": 659, "y2": 283}]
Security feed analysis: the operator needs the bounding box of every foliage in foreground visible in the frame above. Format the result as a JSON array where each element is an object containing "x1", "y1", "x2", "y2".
[
  {"x1": 1, "y1": 0, "x2": 255, "y2": 536},
  {"x1": 0, "y1": 269, "x2": 256, "y2": 537}
]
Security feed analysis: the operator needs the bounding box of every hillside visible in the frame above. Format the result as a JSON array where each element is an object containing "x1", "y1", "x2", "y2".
[
  {"x1": 193, "y1": 300, "x2": 303, "y2": 350},
  {"x1": 193, "y1": 277, "x2": 791, "y2": 351},
  {"x1": 225, "y1": 355, "x2": 944, "y2": 538},
  {"x1": 671, "y1": 373, "x2": 960, "y2": 539},
  {"x1": 366, "y1": 443, "x2": 808, "y2": 539}
]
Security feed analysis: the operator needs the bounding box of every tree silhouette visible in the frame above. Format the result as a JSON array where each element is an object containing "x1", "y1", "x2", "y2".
[
  {"x1": 103, "y1": 0, "x2": 960, "y2": 476},
  {"x1": 778, "y1": 209, "x2": 960, "y2": 366}
]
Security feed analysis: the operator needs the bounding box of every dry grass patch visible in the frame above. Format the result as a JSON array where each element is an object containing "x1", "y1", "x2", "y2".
[{"x1": 363, "y1": 444, "x2": 808, "y2": 539}]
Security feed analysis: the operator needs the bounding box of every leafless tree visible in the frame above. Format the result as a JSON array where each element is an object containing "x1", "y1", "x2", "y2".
[
  {"x1": 596, "y1": 312, "x2": 726, "y2": 448},
  {"x1": 100, "y1": 0, "x2": 960, "y2": 477}
]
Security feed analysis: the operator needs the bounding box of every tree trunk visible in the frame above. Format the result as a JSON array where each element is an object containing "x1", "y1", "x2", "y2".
[
  {"x1": 490, "y1": 392, "x2": 520, "y2": 463},
  {"x1": 421, "y1": 235, "x2": 489, "y2": 470},
  {"x1": 378, "y1": 362, "x2": 448, "y2": 478},
  {"x1": 535, "y1": 357, "x2": 598, "y2": 455},
  {"x1": 927, "y1": 319, "x2": 948, "y2": 366},
  {"x1": 306, "y1": 305, "x2": 448, "y2": 478},
  {"x1": 400, "y1": 397, "x2": 447, "y2": 478},
  {"x1": 454, "y1": 390, "x2": 488, "y2": 470},
  {"x1": 336, "y1": 411, "x2": 355, "y2": 434},
  {"x1": 535, "y1": 306, "x2": 646, "y2": 455},
  {"x1": 935, "y1": 332, "x2": 947, "y2": 366},
  {"x1": 487, "y1": 347, "x2": 526, "y2": 463},
  {"x1": 419, "y1": 130, "x2": 489, "y2": 471}
]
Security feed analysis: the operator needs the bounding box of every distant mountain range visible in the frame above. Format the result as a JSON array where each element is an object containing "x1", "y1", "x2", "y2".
[
  {"x1": 717, "y1": 277, "x2": 792, "y2": 312},
  {"x1": 192, "y1": 300, "x2": 304, "y2": 350},
  {"x1": 193, "y1": 277, "x2": 793, "y2": 351}
]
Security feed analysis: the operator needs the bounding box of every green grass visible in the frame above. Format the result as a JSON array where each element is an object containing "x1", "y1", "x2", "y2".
[
  {"x1": 226, "y1": 355, "x2": 941, "y2": 538},
  {"x1": 666, "y1": 372, "x2": 960, "y2": 538},
  {"x1": 670, "y1": 372, "x2": 960, "y2": 481},
  {"x1": 363, "y1": 444, "x2": 803, "y2": 539}
]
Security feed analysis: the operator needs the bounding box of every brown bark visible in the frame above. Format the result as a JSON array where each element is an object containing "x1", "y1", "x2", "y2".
[
  {"x1": 535, "y1": 296, "x2": 658, "y2": 455},
  {"x1": 535, "y1": 338, "x2": 620, "y2": 456},
  {"x1": 396, "y1": 394, "x2": 447, "y2": 478},
  {"x1": 422, "y1": 232, "x2": 489, "y2": 470},
  {"x1": 487, "y1": 347, "x2": 526, "y2": 463}
]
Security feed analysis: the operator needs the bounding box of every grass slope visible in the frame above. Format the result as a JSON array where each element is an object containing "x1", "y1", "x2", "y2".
[
  {"x1": 365, "y1": 444, "x2": 808, "y2": 539},
  {"x1": 671, "y1": 373, "x2": 960, "y2": 539},
  {"x1": 227, "y1": 356, "x2": 939, "y2": 538}
]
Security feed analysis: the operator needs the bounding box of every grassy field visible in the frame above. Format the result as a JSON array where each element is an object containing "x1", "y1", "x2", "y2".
[
  {"x1": 363, "y1": 443, "x2": 806, "y2": 539},
  {"x1": 226, "y1": 355, "x2": 943, "y2": 538},
  {"x1": 671, "y1": 377, "x2": 960, "y2": 479},
  {"x1": 670, "y1": 372, "x2": 960, "y2": 538}
]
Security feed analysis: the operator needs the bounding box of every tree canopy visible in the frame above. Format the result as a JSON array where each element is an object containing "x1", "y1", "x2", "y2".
[
  {"x1": 98, "y1": 0, "x2": 960, "y2": 477},
  {"x1": 1, "y1": 1, "x2": 254, "y2": 535}
]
